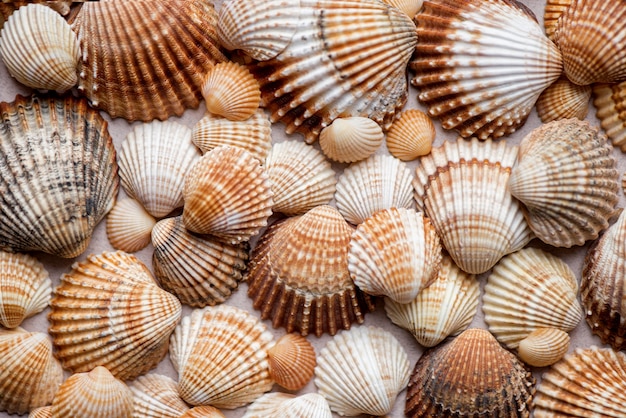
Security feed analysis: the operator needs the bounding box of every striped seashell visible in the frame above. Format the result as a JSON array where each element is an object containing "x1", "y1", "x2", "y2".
[
  {"x1": 381, "y1": 0, "x2": 423, "y2": 18},
  {"x1": 593, "y1": 81, "x2": 626, "y2": 151},
  {"x1": 536, "y1": 76, "x2": 591, "y2": 123},
  {"x1": 180, "y1": 406, "x2": 226, "y2": 418},
  {"x1": 267, "y1": 333, "x2": 317, "y2": 391},
  {"x1": 130, "y1": 374, "x2": 190, "y2": 418},
  {"x1": 385, "y1": 109, "x2": 436, "y2": 161},
  {"x1": 28, "y1": 406, "x2": 51, "y2": 418},
  {"x1": 243, "y1": 393, "x2": 333, "y2": 418},
  {"x1": 202, "y1": 61, "x2": 261, "y2": 121},
  {"x1": 544, "y1": 0, "x2": 572, "y2": 40},
  {"x1": 106, "y1": 198, "x2": 156, "y2": 253},
  {"x1": 517, "y1": 328, "x2": 570, "y2": 368},
  {"x1": 319, "y1": 117, "x2": 384, "y2": 163}
]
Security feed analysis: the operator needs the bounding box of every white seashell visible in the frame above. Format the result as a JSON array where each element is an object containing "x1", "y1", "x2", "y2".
[
  {"x1": 319, "y1": 117, "x2": 384, "y2": 163},
  {"x1": 243, "y1": 393, "x2": 333, "y2": 418},
  {"x1": 129, "y1": 374, "x2": 190, "y2": 418},
  {"x1": 106, "y1": 198, "x2": 156, "y2": 253},
  {"x1": 518, "y1": 328, "x2": 570, "y2": 368}
]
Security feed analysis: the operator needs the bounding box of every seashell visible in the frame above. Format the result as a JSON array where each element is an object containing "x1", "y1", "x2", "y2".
[
  {"x1": 315, "y1": 325, "x2": 410, "y2": 416},
  {"x1": 536, "y1": 76, "x2": 592, "y2": 123},
  {"x1": 318, "y1": 117, "x2": 384, "y2": 163},
  {"x1": 508, "y1": 118, "x2": 619, "y2": 247},
  {"x1": 517, "y1": 328, "x2": 570, "y2": 368},
  {"x1": 335, "y1": 154, "x2": 414, "y2": 225},
  {"x1": 0, "y1": 94, "x2": 119, "y2": 258},
  {"x1": 202, "y1": 61, "x2": 261, "y2": 121},
  {"x1": 170, "y1": 305, "x2": 275, "y2": 409},
  {"x1": 50, "y1": 366, "x2": 133, "y2": 418},
  {"x1": 28, "y1": 406, "x2": 51, "y2": 418},
  {"x1": 483, "y1": 247, "x2": 582, "y2": 349},
  {"x1": 384, "y1": 254, "x2": 479, "y2": 348},
  {"x1": 385, "y1": 109, "x2": 435, "y2": 161},
  {"x1": 348, "y1": 207, "x2": 441, "y2": 304},
  {"x1": 151, "y1": 216, "x2": 248, "y2": 308},
  {"x1": 264, "y1": 140, "x2": 336, "y2": 216},
  {"x1": 243, "y1": 393, "x2": 333, "y2": 418},
  {"x1": 593, "y1": 81, "x2": 626, "y2": 151},
  {"x1": 0, "y1": 3, "x2": 79, "y2": 91},
  {"x1": 118, "y1": 120, "x2": 201, "y2": 218},
  {"x1": 130, "y1": 374, "x2": 190, "y2": 418},
  {"x1": 533, "y1": 347, "x2": 626, "y2": 417},
  {"x1": 180, "y1": 406, "x2": 226, "y2": 418},
  {"x1": 267, "y1": 333, "x2": 316, "y2": 391},
  {"x1": 246, "y1": 205, "x2": 375, "y2": 337},
  {"x1": 381, "y1": 0, "x2": 423, "y2": 19},
  {"x1": 106, "y1": 198, "x2": 156, "y2": 253},
  {"x1": 405, "y1": 328, "x2": 535, "y2": 417},
  {"x1": 48, "y1": 250, "x2": 182, "y2": 381},
  {"x1": 0, "y1": 251, "x2": 51, "y2": 329},
  {"x1": 0, "y1": 1, "x2": 72, "y2": 28},
  {"x1": 413, "y1": 138, "x2": 533, "y2": 274},
  {"x1": 410, "y1": 0, "x2": 563, "y2": 140},
  {"x1": 70, "y1": 0, "x2": 227, "y2": 121},
  {"x1": 182, "y1": 146, "x2": 273, "y2": 243},
  {"x1": 544, "y1": 0, "x2": 572, "y2": 40},
  {"x1": 0, "y1": 328, "x2": 64, "y2": 415}
]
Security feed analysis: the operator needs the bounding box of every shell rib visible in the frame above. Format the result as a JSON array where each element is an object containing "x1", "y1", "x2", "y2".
[
  {"x1": 319, "y1": 117, "x2": 384, "y2": 163},
  {"x1": 536, "y1": 76, "x2": 592, "y2": 123},
  {"x1": 130, "y1": 374, "x2": 190, "y2": 418},
  {"x1": 593, "y1": 81, "x2": 626, "y2": 151},
  {"x1": 106, "y1": 198, "x2": 156, "y2": 253},
  {"x1": 28, "y1": 406, "x2": 51, "y2": 418},
  {"x1": 243, "y1": 393, "x2": 333, "y2": 418},
  {"x1": 518, "y1": 328, "x2": 570, "y2": 368},
  {"x1": 181, "y1": 406, "x2": 226, "y2": 418}
]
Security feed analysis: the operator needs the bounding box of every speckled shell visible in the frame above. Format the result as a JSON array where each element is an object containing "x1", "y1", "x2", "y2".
[
  {"x1": 518, "y1": 328, "x2": 570, "y2": 368},
  {"x1": 381, "y1": 0, "x2": 423, "y2": 18},
  {"x1": 267, "y1": 333, "x2": 316, "y2": 391},
  {"x1": 508, "y1": 119, "x2": 619, "y2": 247},
  {"x1": 48, "y1": 251, "x2": 182, "y2": 381},
  {"x1": 106, "y1": 198, "x2": 156, "y2": 253},
  {"x1": 413, "y1": 138, "x2": 533, "y2": 274},
  {"x1": 28, "y1": 406, "x2": 51, "y2": 418},
  {"x1": 315, "y1": 326, "x2": 410, "y2": 416},
  {"x1": 319, "y1": 117, "x2": 384, "y2": 163},
  {"x1": 410, "y1": 0, "x2": 563, "y2": 139},
  {"x1": 405, "y1": 328, "x2": 535, "y2": 417},
  {"x1": 170, "y1": 305, "x2": 275, "y2": 409},
  {"x1": 0, "y1": 94, "x2": 119, "y2": 258},
  {"x1": 243, "y1": 393, "x2": 333, "y2": 418},
  {"x1": 385, "y1": 109, "x2": 436, "y2": 161},
  {"x1": 202, "y1": 62, "x2": 261, "y2": 121},
  {"x1": 593, "y1": 81, "x2": 626, "y2": 151},
  {"x1": 536, "y1": 76, "x2": 591, "y2": 122},
  {"x1": 130, "y1": 374, "x2": 190, "y2": 418},
  {"x1": 544, "y1": 0, "x2": 571, "y2": 40},
  {"x1": 180, "y1": 406, "x2": 226, "y2": 418}
]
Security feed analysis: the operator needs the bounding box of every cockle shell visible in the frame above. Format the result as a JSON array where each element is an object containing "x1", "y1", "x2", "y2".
[
  {"x1": 381, "y1": 0, "x2": 423, "y2": 19},
  {"x1": 181, "y1": 406, "x2": 226, "y2": 418},
  {"x1": 536, "y1": 76, "x2": 591, "y2": 123},
  {"x1": 0, "y1": 94, "x2": 119, "y2": 258},
  {"x1": 0, "y1": 3, "x2": 79, "y2": 91},
  {"x1": 169, "y1": 305, "x2": 275, "y2": 409},
  {"x1": 544, "y1": 0, "x2": 572, "y2": 40},
  {"x1": 508, "y1": 118, "x2": 619, "y2": 247},
  {"x1": 410, "y1": 0, "x2": 563, "y2": 139},
  {"x1": 319, "y1": 117, "x2": 384, "y2": 163},
  {"x1": 202, "y1": 62, "x2": 261, "y2": 121},
  {"x1": 518, "y1": 328, "x2": 570, "y2": 368},
  {"x1": 0, "y1": 1, "x2": 71, "y2": 29},
  {"x1": 243, "y1": 393, "x2": 333, "y2": 418},
  {"x1": 267, "y1": 333, "x2": 316, "y2": 391},
  {"x1": 48, "y1": 251, "x2": 182, "y2": 380},
  {"x1": 130, "y1": 374, "x2": 190, "y2": 418},
  {"x1": 413, "y1": 138, "x2": 533, "y2": 274},
  {"x1": 385, "y1": 109, "x2": 436, "y2": 161},
  {"x1": 106, "y1": 198, "x2": 156, "y2": 253},
  {"x1": 28, "y1": 406, "x2": 51, "y2": 418},
  {"x1": 593, "y1": 81, "x2": 626, "y2": 151}
]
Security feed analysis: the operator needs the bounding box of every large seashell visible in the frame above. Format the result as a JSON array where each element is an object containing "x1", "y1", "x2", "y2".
[
  {"x1": 106, "y1": 198, "x2": 156, "y2": 253},
  {"x1": 70, "y1": 0, "x2": 227, "y2": 121},
  {"x1": 544, "y1": 0, "x2": 572, "y2": 40},
  {"x1": 348, "y1": 207, "x2": 441, "y2": 304},
  {"x1": 385, "y1": 109, "x2": 436, "y2": 161},
  {"x1": 410, "y1": 0, "x2": 563, "y2": 139},
  {"x1": 413, "y1": 138, "x2": 532, "y2": 274},
  {"x1": 170, "y1": 305, "x2": 275, "y2": 409},
  {"x1": 593, "y1": 81, "x2": 626, "y2": 151},
  {"x1": 508, "y1": 118, "x2": 619, "y2": 247},
  {"x1": 130, "y1": 374, "x2": 190, "y2": 418},
  {"x1": 267, "y1": 333, "x2": 316, "y2": 391},
  {"x1": 0, "y1": 251, "x2": 51, "y2": 329},
  {"x1": 180, "y1": 406, "x2": 226, "y2": 418},
  {"x1": 202, "y1": 61, "x2": 261, "y2": 121},
  {"x1": 0, "y1": 94, "x2": 119, "y2": 258},
  {"x1": 0, "y1": 328, "x2": 64, "y2": 415},
  {"x1": 483, "y1": 247, "x2": 582, "y2": 349},
  {"x1": 315, "y1": 325, "x2": 410, "y2": 416},
  {"x1": 28, "y1": 406, "x2": 51, "y2": 418},
  {"x1": 536, "y1": 76, "x2": 592, "y2": 123},
  {"x1": 243, "y1": 393, "x2": 333, "y2": 418},
  {"x1": 517, "y1": 328, "x2": 570, "y2": 368},
  {"x1": 48, "y1": 251, "x2": 182, "y2": 380},
  {"x1": 118, "y1": 120, "x2": 201, "y2": 218},
  {"x1": 384, "y1": 254, "x2": 479, "y2": 348},
  {"x1": 406, "y1": 328, "x2": 535, "y2": 417},
  {"x1": 151, "y1": 216, "x2": 248, "y2": 308},
  {"x1": 246, "y1": 205, "x2": 375, "y2": 337},
  {"x1": 335, "y1": 154, "x2": 414, "y2": 225},
  {"x1": 0, "y1": 3, "x2": 79, "y2": 91},
  {"x1": 319, "y1": 117, "x2": 384, "y2": 163}
]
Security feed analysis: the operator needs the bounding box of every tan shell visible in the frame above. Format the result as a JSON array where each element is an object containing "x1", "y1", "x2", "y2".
[
  {"x1": 544, "y1": 0, "x2": 572, "y2": 40},
  {"x1": 28, "y1": 406, "x2": 51, "y2": 418},
  {"x1": 129, "y1": 374, "x2": 190, "y2": 418},
  {"x1": 106, "y1": 198, "x2": 156, "y2": 253},
  {"x1": 385, "y1": 109, "x2": 436, "y2": 161},
  {"x1": 267, "y1": 333, "x2": 316, "y2": 391},
  {"x1": 381, "y1": 0, "x2": 423, "y2": 18},
  {"x1": 202, "y1": 62, "x2": 261, "y2": 121},
  {"x1": 518, "y1": 328, "x2": 570, "y2": 368},
  {"x1": 536, "y1": 76, "x2": 592, "y2": 123},
  {"x1": 243, "y1": 393, "x2": 333, "y2": 418},
  {"x1": 319, "y1": 117, "x2": 384, "y2": 163},
  {"x1": 0, "y1": 94, "x2": 119, "y2": 258},
  {"x1": 508, "y1": 119, "x2": 619, "y2": 247},
  {"x1": 0, "y1": 1, "x2": 71, "y2": 28},
  {"x1": 593, "y1": 81, "x2": 626, "y2": 151},
  {"x1": 405, "y1": 328, "x2": 535, "y2": 417},
  {"x1": 0, "y1": 3, "x2": 79, "y2": 91},
  {"x1": 180, "y1": 406, "x2": 226, "y2": 418},
  {"x1": 413, "y1": 138, "x2": 533, "y2": 274},
  {"x1": 48, "y1": 251, "x2": 182, "y2": 380}
]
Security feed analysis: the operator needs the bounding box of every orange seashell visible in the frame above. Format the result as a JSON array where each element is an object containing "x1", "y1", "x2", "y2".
[
  {"x1": 544, "y1": 0, "x2": 572, "y2": 40},
  {"x1": 385, "y1": 109, "x2": 436, "y2": 161},
  {"x1": 267, "y1": 333, "x2": 317, "y2": 391},
  {"x1": 202, "y1": 62, "x2": 261, "y2": 121},
  {"x1": 180, "y1": 406, "x2": 226, "y2": 418},
  {"x1": 536, "y1": 76, "x2": 591, "y2": 123},
  {"x1": 129, "y1": 374, "x2": 189, "y2": 418}
]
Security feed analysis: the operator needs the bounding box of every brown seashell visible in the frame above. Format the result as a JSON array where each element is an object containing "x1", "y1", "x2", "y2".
[
  {"x1": 106, "y1": 198, "x2": 156, "y2": 253},
  {"x1": 593, "y1": 81, "x2": 626, "y2": 151},
  {"x1": 180, "y1": 406, "x2": 226, "y2": 418},
  {"x1": 544, "y1": 0, "x2": 572, "y2": 40},
  {"x1": 518, "y1": 328, "x2": 570, "y2": 368},
  {"x1": 129, "y1": 374, "x2": 190, "y2": 418},
  {"x1": 319, "y1": 117, "x2": 384, "y2": 163},
  {"x1": 202, "y1": 62, "x2": 261, "y2": 121},
  {"x1": 243, "y1": 393, "x2": 333, "y2": 418},
  {"x1": 28, "y1": 406, "x2": 51, "y2": 418},
  {"x1": 536, "y1": 76, "x2": 591, "y2": 123},
  {"x1": 385, "y1": 109, "x2": 435, "y2": 161},
  {"x1": 267, "y1": 333, "x2": 317, "y2": 391}
]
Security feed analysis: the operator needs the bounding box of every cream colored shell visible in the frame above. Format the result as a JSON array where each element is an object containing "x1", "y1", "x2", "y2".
[
  {"x1": 106, "y1": 198, "x2": 156, "y2": 253},
  {"x1": 385, "y1": 109, "x2": 436, "y2": 161},
  {"x1": 202, "y1": 61, "x2": 261, "y2": 121},
  {"x1": 518, "y1": 328, "x2": 570, "y2": 368},
  {"x1": 129, "y1": 374, "x2": 189, "y2": 418},
  {"x1": 180, "y1": 406, "x2": 226, "y2": 418},
  {"x1": 319, "y1": 117, "x2": 384, "y2": 163},
  {"x1": 381, "y1": 0, "x2": 423, "y2": 18},
  {"x1": 243, "y1": 393, "x2": 333, "y2": 418}
]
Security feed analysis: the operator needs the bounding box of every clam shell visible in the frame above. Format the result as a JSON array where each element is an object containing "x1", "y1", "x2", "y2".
[
  {"x1": 0, "y1": 94, "x2": 119, "y2": 258},
  {"x1": 483, "y1": 247, "x2": 582, "y2": 349},
  {"x1": 267, "y1": 333, "x2": 316, "y2": 391},
  {"x1": 508, "y1": 118, "x2": 619, "y2": 247},
  {"x1": 410, "y1": 0, "x2": 563, "y2": 139},
  {"x1": 593, "y1": 81, "x2": 626, "y2": 151},
  {"x1": 413, "y1": 138, "x2": 533, "y2": 274},
  {"x1": 385, "y1": 109, "x2": 436, "y2": 161},
  {"x1": 384, "y1": 254, "x2": 479, "y2": 348},
  {"x1": 518, "y1": 328, "x2": 570, "y2": 368},
  {"x1": 48, "y1": 251, "x2": 182, "y2": 380},
  {"x1": 170, "y1": 305, "x2": 275, "y2": 409},
  {"x1": 202, "y1": 62, "x2": 261, "y2": 121},
  {"x1": 105, "y1": 198, "x2": 156, "y2": 253},
  {"x1": 536, "y1": 76, "x2": 591, "y2": 123},
  {"x1": 243, "y1": 393, "x2": 333, "y2": 418},
  {"x1": 381, "y1": 0, "x2": 423, "y2": 19},
  {"x1": 544, "y1": 0, "x2": 572, "y2": 40},
  {"x1": 180, "y1": 406, "x2": 226, "y2": 418},
  {"x1": 28, "y1": 406, "x2": 51, "y2": 418},
  {"x1": 319, "y1": 117, "x2": 384, "y2": 163},
  {"x1": 130, "y1": 374, "x2": 190, "y2": 418},
  {"x1": 405, "y1": 328, "x2": 535, "y2": 417}
]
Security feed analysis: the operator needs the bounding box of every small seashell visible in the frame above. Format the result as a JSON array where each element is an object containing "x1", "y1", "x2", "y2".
[
  {"x1": 129, "y1": 374, "x2": 190, "y2": 418},
  {"x1": 28, "y1": 406, "x2": 51, "y2": 418},
  {"x1": 385, "y1": 109, "x2": 435, "y2": 161},
  {"x1": 381, "y1": 0, "x2": 423, "y2": 19},
  {"x1": 518, "y1": 328, "x2": 570, "y2": 368},
  {"x1": 536, "y1": 76, "x2": 592, "y2": 123},
  {"x1": 106, "y1": 198, "x2": 156, "y2": 253},
  {"x1": 243, "y1": 393, "x2": 333, "y2": 418},
  {"x1": 202, "y1": 62, "x2": 261, "y2": 121},
  {"x1": 267, "y1": 333, "x2": 316, "y2": 391},
  {"x1": 592, "y1": 81, "x2": 626, "y2": 151},
  {"x1": 180, "y1": 406, "x2": 226, "y2": 418},
  {"x1": 544, "y1": 0, "x2": 572, "y2": 40},
  {"x1": 319, "y1": 117, "x2": 384, "y2": 163}
]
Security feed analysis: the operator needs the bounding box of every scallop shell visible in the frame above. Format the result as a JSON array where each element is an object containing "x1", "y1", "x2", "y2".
[
  {"x1": 106, "y1": 198, "x2": 156, "y2": 253},
  {"x1": 202, "y1": 62, "x2": 261, "y2": 121},
  {"x1": 410, "y1": 0, "x2": 563, "y2": 139},
  {"x1": 181, "y1": 406, "x2": 226, "y2": 418},
  {"x1": 0, "y1": 3, "x2": 79, "y2": 91},
  {"x1": 483, "y1": 247, "x2": 582, "y2": 349},
  {"x1": 264, "y1": 140, "x2": 336, "y2": 216},
  {"x1": 348, "y1": 207, "x2": 442, "y2": 304},
  {"x1": 245, "y1": 205, "x2": 375, "y2": 337},
  {"x1": 169, "y1": 305, "x2": 275, "y2": 409},
  {"x1": 118, "y1": 120, "x2": 201, "y2": 218},
  {"x1": 508, "y1": 118, "x2": 619, "y2": 247},
  {"x1": 48, "y1": 251, "x2": 182, "y2": 380},
  {"x1": 593, "y1": 81, "x2": 626, "y2": 151},
  {"x1": 243, "y1": 393, "x2": 333, "y2": 418},
  {"x1": 315, "y1": 325, "x2": 410, "y2": 416},
  {"x1": 413, "y1": 138, "x2": 533, "y2": 274},
  {"x1": 381, "y1": 0, "x2": 423, "y2": 19},
  {"x1": 385, "y1": 109, "x2": 436, "y2": 161},
  {"x1": 130, "y1": 374, "x2": 190, "y2": 418},
  {"x1": 28, "y1": 406, "x2": 51, "y2": 418},
  {"x1": 536, "y1": 76, "x2": 592, "y2": 123},
  {"x1": 267, "y1": 333, "x2": 317, "y2": 391},
  {"x1": 518, "y1": 328, "x2": 570, "y2": 368},
  {"x1": 70, "y1": 0, "x2": 226, "y2": 121},
  {"x1": 335, "y1": 154, "x2": 414, "y2": 225},
  {"x1": 0, "y1": 94, "x2": 119, "y2": 258},
  {"x1": 405, "y1": 328, "x2": 535, "y2": 417},
  {"x1": 544, "y1": 0, "x2": 572, "y2": 40},
  {"x1": 319, "y1": 117, "x2": 384, "y2": 163},
  {"x1": 0, "y1": 251, "x2": 51, "y2": 329},
  {"x1": 384, "y1": 254, "x2": 479, "y2": 348},
  {"x1": 151, "y1": 216, "x2": 248, "y2": 308}
]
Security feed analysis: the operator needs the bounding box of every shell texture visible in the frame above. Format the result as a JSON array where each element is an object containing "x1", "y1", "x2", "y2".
[
  {"x1": 319, "y1": 117, "x2": 384, "y2": 163},
  {"x1": 593, "y1": 81, "x2": 626, "y2": 151},
  {"x1": 106, "y1": 198, "x2": 156, "y2": 253},
  {"x1": 381, "y1": 0, "x2": 423, "y2": 19},
  {"x1": 536, "y1": 75, "x2": 591, "y2": 123},
  {"x1": 267, "y1": 333, "x2": 316, "y2": 391},
  {"x1": 385, "y1": 108, "x2": 436, "y2": 161},
  {"x1": 202, "y1": 61, "x2": 261, "y2": 121},
  {"x1": 518, "y1": 328, "x2": 570, "y2": 368},
  {"x1": 28, "y1": 406, "x2": 51, "y2": 418},
  {"x1": 243, "y1": 393, "x2": 333, "y2": 418},
  {"x1": 130, "y1": 374, "x2": 190, "y2": 418},
  {"x1": 180, "y1": 406, "x2": 226, "y2": 418},
  {"x1": 544, "y1": 0, "x2": 572, "y2": 40}
]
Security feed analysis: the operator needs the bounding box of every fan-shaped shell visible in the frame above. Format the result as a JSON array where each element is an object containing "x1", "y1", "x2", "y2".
[
  {"x1": 106, "y1": 198, "x2": 156, "y2": 253},
  {"x1": 536, "y1": 76, "x2": 591, "y2": 123},
  {"x1": 518, "y1": 328, "x2": 570, "y2": 368},
  {"x1": 410, "y1": 0, "x2": 563, "y2": 139},
  {"x1": 544, "y1": 0, "x2": 572, "y2": 40},
  {"x1": 180, "y1": 406, "x2": 226, "y2": 418},
  {"x1": 385, "y1": 109, "x2": 436, "y2": 161},
  {"x1": 267, "y1": 333, "x2": 316, "y2": 391},
  {"x1": 381, "y1": 0, "x2": 423, "y2": 19},
  {"x1": 48, "y1": 251, "x2": 182, "y2": 381},
  {"x1": 130, "y1": 374, "x2": 189, "y2": 418},
  {"x1": 243, "y1": 393, "x2": 333, "y2": 418},
  {"x1": 593, "y1": 81, "x2": 626, "y2": 151},
  {"x1": 413, "y1": 138, "x2": 533, "y2": 274},
  {"x1": 0, "y1": 94, "x2": 119, "y2": 258},
  {"x1": 28, "y1": 406, "x2": 51, "y2": 418},
  {"x1": 508, "y1": 118, "x2": 619, "y2": 247},
  {"x1": 202, "y1": 62, "x2": 260, "y2": 121},
  {"x1": 319, "y1": 117, "x2": 384, "y2": 163}
]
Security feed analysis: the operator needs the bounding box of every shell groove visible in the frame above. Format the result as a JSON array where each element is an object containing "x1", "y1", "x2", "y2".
[{"x1": 129, "y1": 374, "x2": 190, "y2": 418}]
